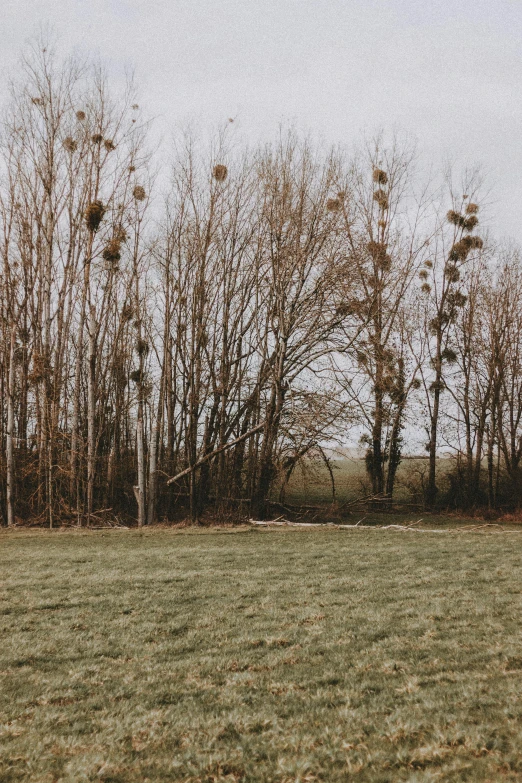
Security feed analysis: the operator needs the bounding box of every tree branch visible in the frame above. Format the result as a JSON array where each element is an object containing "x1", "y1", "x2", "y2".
[{"x1": 166, "y1": 421, "x2": 266, "y2": 485}]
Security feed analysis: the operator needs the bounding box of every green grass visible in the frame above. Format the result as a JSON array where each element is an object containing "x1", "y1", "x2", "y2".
[{"x1": 1, "y1": 528, "x2": 522, "y2": 782}]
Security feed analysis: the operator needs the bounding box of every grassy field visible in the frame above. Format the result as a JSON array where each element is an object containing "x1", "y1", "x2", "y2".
[
  {"x1": 284, "y1": 458, "x2": 449, "y2": 506},
  {"x1": 1, "y1": 528, "x2": 522, "y2": 782}
]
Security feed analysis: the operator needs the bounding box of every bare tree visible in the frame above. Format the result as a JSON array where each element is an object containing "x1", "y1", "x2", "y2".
[
  {"x1": 334, "y1": 136, "x2": 429, "y2": 503},
  {"x1": 420, "y1": 172, "x2": 484, "y2": 507}
]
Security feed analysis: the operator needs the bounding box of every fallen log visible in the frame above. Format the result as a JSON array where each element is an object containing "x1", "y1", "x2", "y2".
[{"x1": 249, "y1": 519, "x2": 522, "y2": 534}]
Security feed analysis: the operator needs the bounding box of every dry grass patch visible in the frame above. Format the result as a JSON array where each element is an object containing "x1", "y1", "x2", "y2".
[{"x1": 0, "y1": 527, "x2": 522, "y2": 781}]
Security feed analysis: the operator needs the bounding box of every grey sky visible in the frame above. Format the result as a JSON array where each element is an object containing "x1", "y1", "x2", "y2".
[{"x1": 3, "y1": 0, "x2": 521, "y2": 240}]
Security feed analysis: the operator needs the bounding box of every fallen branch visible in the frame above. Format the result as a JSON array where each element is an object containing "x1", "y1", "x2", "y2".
[
  {"x1": 337, "y1": 493, "x2": 385, "y2": 510},
  {"x1": 249, "y1": 519, "x2": 522, "y2": 534},
  {"x1": 167, "y1": 422, "x2": 266, "y2": 486},
  {"x1": 251, "y1": 518, "x2": 322, "y2": 527}
]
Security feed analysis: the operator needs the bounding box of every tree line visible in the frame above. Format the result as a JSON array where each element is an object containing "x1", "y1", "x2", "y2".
[{"x1": 1, "y1": 44, "x2": 522, "y2": 526}]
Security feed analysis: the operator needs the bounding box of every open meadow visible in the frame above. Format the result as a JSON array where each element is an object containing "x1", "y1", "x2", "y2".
[
  {"x1": 1, "y1": 527, "x2": 522, "y2": 782},
  {"x1": 283, "y1": 458, "x2": 452, "y2": 507}
]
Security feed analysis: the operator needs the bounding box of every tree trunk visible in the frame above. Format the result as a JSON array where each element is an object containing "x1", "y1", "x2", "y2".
[
  {"x1": 87, "y1": 303, "x2": 96, "y2": 524},
  {"x1": 147, "y1": 389, "x2": 162, "y2": 526},
  {"x1": 427, "y1": 343, "x2": 442, "y2": 507},
  {"x1": 136, "y1": 400, "x2": 146, "y2": 527},
  {"x1": 6, "y1": 326, "x2": 16, "y2": 527}
]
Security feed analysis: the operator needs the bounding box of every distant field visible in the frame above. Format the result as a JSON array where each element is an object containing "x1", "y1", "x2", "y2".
[
  {"x1": 1, "y1": 527, "x2": 522, "y2": 782},
  {"x1": 284, "y1": 457, "x2": 451, "y2": 505}
]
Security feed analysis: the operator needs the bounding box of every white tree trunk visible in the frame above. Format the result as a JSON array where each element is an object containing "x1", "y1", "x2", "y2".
[
  {"x1": 147, "y1": 417, "x2": 159, "y2": 526},
  {"x1": 87, "y1": 303, "x2": 96, "y2": 524},
  {"x1": 136, "y1": 404, "x2": 146, "y2": 527}
]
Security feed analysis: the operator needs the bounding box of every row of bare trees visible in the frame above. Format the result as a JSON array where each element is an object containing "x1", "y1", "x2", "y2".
[{"x1": 1, "y1": 44, "x2": 522, "y2": 526}]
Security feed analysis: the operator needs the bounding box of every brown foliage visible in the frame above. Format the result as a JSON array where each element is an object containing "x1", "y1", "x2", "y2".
[
  {"x1": 213, "y1": 164, "x2": 228, "y2": 181},
  {"x1": 84, "y1": 200, "x2": 106, "y2": 233}
]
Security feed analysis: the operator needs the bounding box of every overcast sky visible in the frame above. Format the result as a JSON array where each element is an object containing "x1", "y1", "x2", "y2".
[{"x1": 3, "y1": 0, "x2": 521, "y2": 240}]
